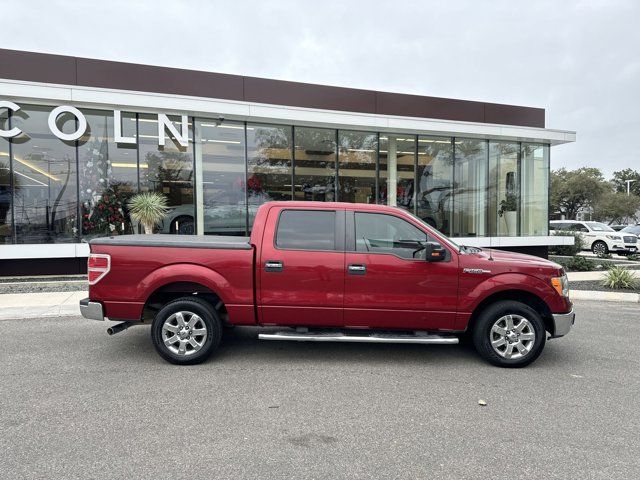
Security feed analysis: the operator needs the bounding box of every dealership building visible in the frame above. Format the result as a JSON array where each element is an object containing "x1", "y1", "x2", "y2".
[{"x1": 0, "y1": 48, "x2": 575, "y2": 275}]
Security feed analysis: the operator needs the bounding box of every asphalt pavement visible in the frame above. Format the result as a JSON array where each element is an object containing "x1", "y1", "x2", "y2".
[{"x1": 1, "y1": 301, "x2": 639, "y2": 479}]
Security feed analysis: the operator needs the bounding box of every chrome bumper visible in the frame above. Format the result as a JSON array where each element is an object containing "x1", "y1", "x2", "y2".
[
  {"x1": 80, "y1": 298, "x2": 105, "y2": 321},
  {"x1": 551, "y1": 309, "x2": 575, "y2": 338}
]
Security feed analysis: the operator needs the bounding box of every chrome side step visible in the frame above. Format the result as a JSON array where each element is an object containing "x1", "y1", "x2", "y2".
[{"x1": 258, "y1": 331, "x2": 458, "y2": 345}]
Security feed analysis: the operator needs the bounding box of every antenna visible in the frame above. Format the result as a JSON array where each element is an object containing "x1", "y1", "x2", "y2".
[{"x1": 488, "y1": 231, "x2": 494, "y2": 261}]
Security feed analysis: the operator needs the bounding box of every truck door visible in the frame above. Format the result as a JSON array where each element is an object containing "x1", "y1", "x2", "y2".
[
  {"x1": 258, "y1": 207, "x2": 345, "y2": 326},
  {"x1": 343, "y1": 210, "x2": 458, "y2": 330}
]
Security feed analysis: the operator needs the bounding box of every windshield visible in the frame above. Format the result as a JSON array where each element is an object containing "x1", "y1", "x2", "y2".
[
  {"x1": 406, "y1": 211, "x2": 461, "y2": 251},
  {"x1": 585, "y1": 222, "x2": 615, "y2": 232},
  {"x1": 622, "y1": 226, "x2": 640, "y2": 234}
]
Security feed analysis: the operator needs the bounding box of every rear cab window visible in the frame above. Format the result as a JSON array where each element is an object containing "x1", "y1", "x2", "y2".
[{"x1": 275, "y1": 209, "x2": 342, "y2": 251}]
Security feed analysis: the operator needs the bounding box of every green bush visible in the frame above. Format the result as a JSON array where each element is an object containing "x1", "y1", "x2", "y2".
[
  {"x1": 601, "y1": 266, "x2": 639, "y2": 290},
  {"x1": 549, "y1": 230, "x2": 584, "y2": 256},
  {"x1": 558, "y1": 256, "x2": 596, "y2": 272},
  {"x1": 627, "y1": 253, "x2": 640, "y2": 261},
  {"x1": 597, "y1": 252, "x2": 612, "y2": 259}
]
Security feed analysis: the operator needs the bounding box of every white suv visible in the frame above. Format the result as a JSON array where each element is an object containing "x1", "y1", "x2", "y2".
[{"x1": 550, "y1": 220, "x2": 638, "y2": 256}]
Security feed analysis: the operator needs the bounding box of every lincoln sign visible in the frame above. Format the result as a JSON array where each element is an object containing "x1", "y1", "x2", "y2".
[{"x1": 0, "y1": 100, "x2": 189, "y2": 147}]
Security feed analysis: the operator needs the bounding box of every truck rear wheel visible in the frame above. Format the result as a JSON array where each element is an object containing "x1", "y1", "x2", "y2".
[
  {"x1": 472, "y1": 300, "x2": 546, "y2": 368},
  {"x1": 151, "y1": 297, "x2": 222, "y2": 365}
]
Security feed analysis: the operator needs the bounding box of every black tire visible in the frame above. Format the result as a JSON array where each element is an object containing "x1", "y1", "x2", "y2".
[
  {"x1": 151, "y1": 297, "x2": 222, "y2": 365},
  {"x1": 472, "y1": 300, "x2": 546, "y2": 368},
  {"x1": 170, "y1": 216, "x2": 195, "y2": 235},
  {"x1": 592, "y1": 241, "x2": 608, "y2": 256}
]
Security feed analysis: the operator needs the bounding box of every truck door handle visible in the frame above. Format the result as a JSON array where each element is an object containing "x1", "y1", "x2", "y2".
[
  {"x1": 265, "y1": 260, "x2": 283, "y2": 272},
  {"x1": 348, "y1": 264, "x2": 366, "y2": 275}
]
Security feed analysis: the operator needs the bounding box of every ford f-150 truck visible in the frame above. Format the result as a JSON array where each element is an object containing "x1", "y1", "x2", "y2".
[{"x1": 80, "y1": 201, "x2": 574, "y2": 367}]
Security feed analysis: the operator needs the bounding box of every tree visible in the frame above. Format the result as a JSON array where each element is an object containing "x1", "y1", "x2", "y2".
[
  {"x1": 611, "y1": 168, "x2": 640, "y2": 196},
  {"x1": 550, "y1": 167, "x2": 608, "y2": 220},
  {"x1": 593, "y1": 188, "x2": 640, "y2": 224}
]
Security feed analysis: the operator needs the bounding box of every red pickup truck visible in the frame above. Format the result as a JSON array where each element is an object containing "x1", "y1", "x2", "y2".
[{"x1": 80, "y1": 201, "x2": 574, "y2": 367}]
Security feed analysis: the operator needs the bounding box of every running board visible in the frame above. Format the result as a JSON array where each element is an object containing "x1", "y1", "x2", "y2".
[{"x1": 258, "y1": 331, "x2": 459, "y2": 345}]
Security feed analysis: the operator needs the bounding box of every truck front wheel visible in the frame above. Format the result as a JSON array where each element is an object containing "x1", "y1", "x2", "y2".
[
  {"x1": 472, "y1": 300, "x2": 546, "y2": 368},
  {"x1": 151, "y1": 297, "x2": 222, "y2": 365}
]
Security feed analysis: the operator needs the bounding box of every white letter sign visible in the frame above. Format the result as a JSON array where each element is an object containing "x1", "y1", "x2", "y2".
[
  {"x1": 158, "y1": 114, "x2": 189, "y2": 148},
  {"x1": 0, "y1": 100, "x2": 23, "y2": 138},
  {"x1": 113, "y1": 110, "x2": 136, "y2": 144},
  {"x1": 48, "y1": 105, "x2": 87, "y2": 141}
]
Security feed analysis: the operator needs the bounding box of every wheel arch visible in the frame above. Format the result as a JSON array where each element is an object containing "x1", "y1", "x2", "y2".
[
  {"x1": 142, "y1": 281, "x2": 229, "y2": 324},
  {"x1": 466, "y1": 289, "x2": 554, "y2": 336}
]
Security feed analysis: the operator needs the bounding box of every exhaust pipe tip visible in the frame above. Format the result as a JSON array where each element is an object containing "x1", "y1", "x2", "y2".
[{"x1": 107, "y1": 321, "x2": 135, "y2": 336}]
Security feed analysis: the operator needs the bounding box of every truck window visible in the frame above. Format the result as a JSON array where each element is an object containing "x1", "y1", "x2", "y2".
[
  {"x1": 276, "y1": 210, "x2": 336, "y2": 251},
  {"x1": 355, "y1": 212, "x2": 438, "y2": 260}
]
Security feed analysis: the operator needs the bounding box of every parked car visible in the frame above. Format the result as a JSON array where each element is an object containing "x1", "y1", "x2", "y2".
[
  {"x1": 621, "y1": 225, "x2": 640, "y2": 237},
  {"x1": 550, "y1": 220, "x2": 638, "y2": 256},
  {"x1": 610, "y1": 224, "x2": 628, "y2": 231},
  {"x1": 81, "y1": 201, "x2": 574, "y2": 368}
]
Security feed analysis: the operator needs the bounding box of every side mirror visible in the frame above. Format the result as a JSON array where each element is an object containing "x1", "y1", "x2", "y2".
[{"x1": 421, "y1": 242, "x2": 447, "y2": 262}]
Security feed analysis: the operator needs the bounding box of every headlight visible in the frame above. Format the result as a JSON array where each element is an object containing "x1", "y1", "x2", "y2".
[
  {"x1": 551, "y1": 275, "x2": 570, "y2": 297},
  {"x1": 606, "y1": 235, "x2": 621, "y2": 240}
]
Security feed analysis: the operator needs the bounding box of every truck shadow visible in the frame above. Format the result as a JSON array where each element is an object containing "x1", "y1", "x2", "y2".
[
  {"x1": 101, "y1": 324, "x2": 576, "y2": 369},
  {"x1": 215, "y1": 326, "x2": 573, "y2": 368}
]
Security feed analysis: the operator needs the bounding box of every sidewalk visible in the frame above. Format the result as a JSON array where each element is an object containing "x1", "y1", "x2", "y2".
[
  {"x1": 567, "y1": 271, "x2": 607, "y2": 281},
  {"x1": 0, "y1": 291, "x2": 87, "y2": 320}
]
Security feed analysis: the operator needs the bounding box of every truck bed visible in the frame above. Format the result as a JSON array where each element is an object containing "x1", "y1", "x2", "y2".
[{"x1": 90, "y1": 234, "x2": 252, "y2": 250}]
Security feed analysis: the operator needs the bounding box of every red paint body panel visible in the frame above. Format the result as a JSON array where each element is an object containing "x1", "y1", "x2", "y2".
[
  {"x1": 344, "y1": 251, "x2": 459, "y2": 330},
  {"x1": 89, "y1": 244, "x2": 254, "y2": 322},
  {"x1": 87, "y1": 201, "x2": 572, "y2": 331},
  {"x1": 258, "y1": 205, "x2": 345, "y2": 326}
]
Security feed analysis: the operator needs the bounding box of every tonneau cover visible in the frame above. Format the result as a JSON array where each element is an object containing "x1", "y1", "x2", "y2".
[{"x1": 89, "y1": 234, "x2": 252, "y2": 250}]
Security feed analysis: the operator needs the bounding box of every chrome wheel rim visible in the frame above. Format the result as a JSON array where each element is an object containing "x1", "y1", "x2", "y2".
[
  {"x1": 490, "y1": 314, "x2": 535, "y2": 359},
  {"x1": 162, "y1": 311, "x2": 208, "y2": 356},
  {"x1": 593, "y1": 242, "x2": 606, "y2": 255}
]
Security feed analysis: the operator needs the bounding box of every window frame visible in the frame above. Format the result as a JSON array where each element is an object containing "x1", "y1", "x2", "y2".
[
  {"x1": 273, "y1": 208, "x2": 345, "y2": 252},
  {"x1": 347, "y1": 210, "x2": 451, "y2": 262}
]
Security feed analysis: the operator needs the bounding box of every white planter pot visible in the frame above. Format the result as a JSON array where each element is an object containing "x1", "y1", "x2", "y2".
[{"x1": 504, "y1": 211, "x2": 517, "y2": 235}]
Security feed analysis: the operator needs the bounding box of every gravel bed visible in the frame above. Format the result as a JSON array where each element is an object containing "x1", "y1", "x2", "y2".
[
  {"x1": 0, "y1": 283, "x2": 88, "y2": 295},
  {"x1": 0, "y1": 275, "x2": 87, "y2": 283},
  {"x1": 570, "y1": 280, "x2": 639, "y2": 292}
]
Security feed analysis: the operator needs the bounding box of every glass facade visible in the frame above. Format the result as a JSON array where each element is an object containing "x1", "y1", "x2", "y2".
[
  {"x1": 417, "y1": 136, "x2": 452, "y2": 234},
  {"x1": 380, "y1": 135, "x2": 416, "y2": 214},
  {"x1": 0, "y1": 102, "x2": 551, "y2": 242},
  {"x1": 12, "y1": 106, "x2": 78, "y2": 244},
  {"x1": 453, "y1": 139, "x2": 488, "y2": 237},
  {"x1": 78, "y1": 110, "x2": 138, "y2": 238},
  {"x1": 0, "y1": 108, "x2": 10, "y2": 244},
  {"x1": 294, "y1": 127, "x2": 336, "y2": 203},
  {"x1": 194, "y1": 119, "x2": 245, "y2": 235}
]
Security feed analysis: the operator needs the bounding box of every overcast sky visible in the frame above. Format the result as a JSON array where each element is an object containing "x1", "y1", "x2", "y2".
[{"x1": 3, "y1": 0, "x2": 639, "y2": 177}]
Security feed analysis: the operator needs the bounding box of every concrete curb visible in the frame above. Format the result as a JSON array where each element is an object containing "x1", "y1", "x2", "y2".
[{"x1": 571, "y1": 290, "x2": 640, "y2": 303}]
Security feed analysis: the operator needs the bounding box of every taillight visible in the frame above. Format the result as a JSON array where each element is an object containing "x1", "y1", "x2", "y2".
[{"x1": 88, "y1": 253, "x2": 111, "y2": 285}]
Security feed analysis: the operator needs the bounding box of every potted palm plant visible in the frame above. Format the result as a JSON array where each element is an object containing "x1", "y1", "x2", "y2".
[{"x1": 129, "y1": 192, "x2": 169, "y2": 234}]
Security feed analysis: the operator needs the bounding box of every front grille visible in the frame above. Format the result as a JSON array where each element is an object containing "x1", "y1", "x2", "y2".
[{"x1": 623, "y1": 236, "x2": 637, "y2": 244}]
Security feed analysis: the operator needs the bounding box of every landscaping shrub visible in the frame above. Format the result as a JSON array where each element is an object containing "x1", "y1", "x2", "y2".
[
  {"x1": 601, "y1": 266, "x2": 639, "y2": 290},
  {"x1": 627, "y1": 253, "x2": 640, "y2": 261},
  {"x1": 549, "y1": 230, "x2": 584, "y2": 256},
  {"x1": 558, "y1": 256, "x2": 596, "y2": 272}
]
